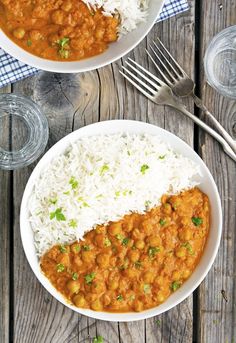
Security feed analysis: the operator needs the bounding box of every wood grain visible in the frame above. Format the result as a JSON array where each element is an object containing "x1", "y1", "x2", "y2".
[
  {"x1": 0, "y1": 85, "x2": 11, "y2": 343},
  {"x1": 198, "y1": 0, "x2": 236, "y2": 342}
]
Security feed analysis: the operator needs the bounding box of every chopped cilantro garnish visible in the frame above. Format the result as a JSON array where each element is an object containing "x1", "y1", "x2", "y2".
[
  {"x1": 104, "y1": 238, "x2": 111, "y2": 247},
  {"x1": 82, "y1": 202, "x2": 90, "y2": 207},
  {"x1": 129, "y1": 295, "x2": 135, "y2": 301},
  {"x1": 69, "y1": 219, "x2": 77, "y2": 228},
  {"x1": 192, "y1": 217, "x2": 203, "y2": 226},
  {"x1": 171, "y1": 281, "x2": 181, "y2": 291},
  {"x1": 140, "y1": 164, "x2": 149, "y2": 174},
  {"x1": 159, "y1": 155, "x2": 166, "y2": 160},
  {"x1": 181, "y1": 242, "x2": 194, "y2": 255},
  {"x1": 72, "y1": 272, "x2": 78, "y2": 280},
  {"x1": 63, "y1": 191, "x2": 70, "y2": 195},
  {"x1": 155, "y1": 319, "x2": 161, "y2": 326},
  {"x1": 56, "y1": 263, "x2": 65, "y2": 272},
  {"x1": 148, "y1": 247, "x2": 160, "y2": 258},
  {"x1": 69, "y1": 176, "x2": 78, "y2": 189},
  {"x1": 115, "y1": 191, "x2": 121, "y2": 197},
  {"x1": 134, "y1": 261, "x2": 142, "y2": 268},
  {"x1": 159, "y1": 218, "x2": 166, "y2": 226},
  {"x1": 116, "y1": 294, "x2": 123, "y2": 301},
  {"x1": 116, "y1": 234, "x2": 124, "y2": 241},
  {"x1": 145, "y1": 200, "x2": 151, "y2": 208},
  {"x1": 143, "y1": 284, "x2": 151, "y2": 294},
  {"x1": 83, "y1": 245, "x2": 91, "y2": 251},
  {"x1": 57, "y1": 37, "x2": 70, "y2": 59},
  {"x1": 27, "y1": 39, "x2": 32, "y2": 47},
  {"x1": 93, "y1": 336, "x2": 103, "y2": 343},
  {"x1": 84, "y1": 272, "x2": 95, "y2": 284},
  {"x1": 127, "y1": 150, "x2": 131, "y2": 156},
  {"x1": 74, "y1": 245, "x2": 80, "y2": 252},
  {"x1": 50, "y1": 208, "x2": 66, "y2": 221},
  {"x1": 122, "y1": 237, "x2": 129, "y2": 246},
  {"x1": 100, "y1": 164, "x2": 109, "y2": 175},
  {"x1": 59, "y1": 245, "x2": 67, "y2": 253},
  {"x1": 49, "y1": 198, "x2": 57, "y2": 205}
]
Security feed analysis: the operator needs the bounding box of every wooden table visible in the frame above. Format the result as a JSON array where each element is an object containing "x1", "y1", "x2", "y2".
[{"x1": 1, "y1": 1, "x2": 236, "y2": 342}]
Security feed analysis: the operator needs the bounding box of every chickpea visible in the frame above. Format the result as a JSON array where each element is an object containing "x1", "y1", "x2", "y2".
[
  {"x1": 186, "y1": 256, "x2": 195, "y2": 267},
  {"x1": 96, "y1": 253, "x2": 110, "y2": 268},
  {"x1": 128, "y1": 250, "x2": 140, "y2": 263},
  {"x1": 141, "y1": 220, "x2": 153, "y2": 236},
  {"x1": 94, "y1": 233, "x2": 106, "y2": 247},
  {"x1": 73, "y1": 255, "x2": 82, "y2": 267},
  {"x1": 142, "y1": 271, "x2": 155, "y2": 284},
  {"x1": 108, "y1": 222, "x2": 122, "y2": 236},
  {"x1": 73, "y1": 293, "x2": 86, "y2": 307},
  {"x1": 81, "y1": 250, "x2": 94, "y2": 263},
  {"x1": 61, "y1": 0, "x2": 72, "y2": 12},
  {"x1": 182, "y1": 269, "x2": 191, "y2": 279},
  {"x1": 51, "y1": 10, "x2": 65, "y2": 25},
  {"x1": 29, "y1": 30, "x2": 43, "y2": 41},
  {"x1": 102, "y1": 293, "x2": 111, "y2": 306},
  {"x1": 172, "y1": 271, "x2": 181, "y2": 280},
  {"x1": 147, "y1": 236, "x2": 161, "y2": 247},
  {"x1": 13, "y1": 28, "x2": 25, "y2": 39},
  {"x1": 57, "y1": 253, "x2": 70, "y2": 267},
  {"x1": 85, "y1": 293, "x2": 97, "y2": 303},
  {"x1": 91, "y1": 281, "x2": 106, "y2": 294},
  {"x1": 135, "y1": 240, "x2": 145, "y2": 250},
  {"x1": 122, "y1": 219, "x2": 134, "y2": 232},
  {"x1": 67, "y1": 280, "x2": 80, "y2": 294},
  {"x1": 163, "y1": 203, "x2": 172, "y2": 215},
  {"x1": 108, "y1": 279, "x2": 119, "y2": 290},
  {"x1": 178, "y1": 229, "x2": 192, "y2": 241},
  {"x1": 91, "y1": 299, "x2": 103, "y2": 311},
  {"x1": 156, "y1": 291, "x2": 165, "y2": 303},
  {"x1": 175, "y1": 247, "x2": 187, "y2": 258},
  {"x1": 131, "y1": 228, "x2": 145, "y2": 240},
  {"x1": 133, "y1": 300, "x2": 143, "y2": 312},
  {"x1": 124, "y1": 269, "x2": 137, "y2": 279},
  {"x1": 104, "y1": 31, "x2": 117, "y2": 42}
]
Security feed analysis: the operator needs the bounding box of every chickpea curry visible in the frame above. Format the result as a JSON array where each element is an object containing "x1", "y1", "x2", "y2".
[
  {"x1": 0, "y1": 0, "x2": 118, "y2": 61},
  {"x1": 40, "y1": 187, "x2": 210, "y2": 312}
]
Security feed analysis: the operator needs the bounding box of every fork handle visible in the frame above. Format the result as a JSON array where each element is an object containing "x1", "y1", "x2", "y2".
[
  {"x1": 169, "y1": 102, "x2": 236, "y2": 163},
  {"x1": 192, "y1": 94, "x2": 236, "y2": 154}
]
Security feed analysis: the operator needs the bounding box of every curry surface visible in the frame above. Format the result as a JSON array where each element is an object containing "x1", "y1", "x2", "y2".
[
  {"x1": 40, "y1": 187, "x2": 210, "y2": 312},
  {"x1": 0, "y1": 0, "x2": 118, "y2": 61}
]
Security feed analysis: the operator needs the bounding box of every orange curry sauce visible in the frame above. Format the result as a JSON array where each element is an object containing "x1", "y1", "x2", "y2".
[
  {"x1": 0, "y1": 0, "x2": 118, "y2": 61},
  {"x1": 40, "y1": 187, "x2": 210, "y2": 312}
]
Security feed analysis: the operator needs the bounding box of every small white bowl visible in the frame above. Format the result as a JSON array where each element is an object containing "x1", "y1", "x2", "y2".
[
  {"x1": 0, "y1": 0, "x2": 165, "y2": 73},
  {"x1": 20, "y1": 120, "x2": 222, "y2": 322}
]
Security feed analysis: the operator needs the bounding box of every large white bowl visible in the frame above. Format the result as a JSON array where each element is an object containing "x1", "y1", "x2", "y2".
[
  {"x1": 20, "y1": 120, "x2": 222, "y2": 322},
  {"x1": 0, "y1": 1, "x2": 165, "y2": 73}
]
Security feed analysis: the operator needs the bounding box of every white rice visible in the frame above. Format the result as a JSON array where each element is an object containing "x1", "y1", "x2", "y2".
[
  {"x1": 28, "y1": 133, "x2": 201, "y2": 256},
  {"x1": 82, "y1": 0, "x2": 149, "y2": 35}
]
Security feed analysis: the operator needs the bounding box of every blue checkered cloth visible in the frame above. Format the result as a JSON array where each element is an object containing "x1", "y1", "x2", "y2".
[{"x1": 0, "y1": 0, "x2": 189, "y2": 88}]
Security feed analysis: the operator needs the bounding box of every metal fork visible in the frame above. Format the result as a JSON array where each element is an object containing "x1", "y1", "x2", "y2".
[
  {"x1": 146, "y1": 38, "x2": 236, "y2": 154},
  {"x1": 119, "y1": 58, "x2": 236, "y2": 162}
]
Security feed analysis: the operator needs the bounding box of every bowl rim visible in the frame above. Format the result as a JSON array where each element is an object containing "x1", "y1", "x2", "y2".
[
  {"x1": 20, "y1": 119, "x2": 222, "y2": 322},
  {"x1": 0, "y1": 1, "x2": 165, "y2": 73}
]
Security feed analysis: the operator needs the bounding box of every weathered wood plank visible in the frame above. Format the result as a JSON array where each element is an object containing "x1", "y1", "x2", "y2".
[
  {"x1": 0, "y1": 85, "x2": 11, "y2": 343},
  {"x1": 198, "y1": 0, "x2": 236, "y2": 342},
  {"x1": 12, "y1": 75, "x2": 82, "y2": 343}
]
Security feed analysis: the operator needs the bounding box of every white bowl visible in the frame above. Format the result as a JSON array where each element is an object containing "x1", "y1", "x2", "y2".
[
  {"x1": 20, "y1": 120, "x2": 222, "y2": 322},
  {"x1": 0, "y1": 1, "x2": 165, "y2": 73}
]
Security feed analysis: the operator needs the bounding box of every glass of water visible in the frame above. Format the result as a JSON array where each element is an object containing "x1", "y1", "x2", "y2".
[
  {"x1": 0, "y1": 94, "x2": 49, "y2": 170},
  {"x1": 204, "y1": 25, "x2": 236, "y2": 99}
]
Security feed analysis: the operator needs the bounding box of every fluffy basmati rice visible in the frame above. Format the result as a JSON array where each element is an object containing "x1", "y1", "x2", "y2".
[
  {"x1": 28, "y1": 133, "x2": 201, "y2": 256},
  {"x1": 82, "y1": 0, "x2": 149, "y2": 35}
]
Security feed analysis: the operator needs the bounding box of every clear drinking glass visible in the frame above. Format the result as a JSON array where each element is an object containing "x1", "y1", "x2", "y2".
[
  {"x1": 0, "y1": 94, "x2": 49, "y2": 170},
  {"x1": 204, "y1": 25, "x2": 236, "y2": 99}
]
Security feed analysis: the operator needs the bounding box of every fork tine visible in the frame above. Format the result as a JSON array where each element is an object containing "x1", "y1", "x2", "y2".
[
  {"x1": 157, "y1": 38, "x2": 187, "y2": 76},
  {"x1": 127, "y1": 58, "x2": 166, "y2": 86},
  {"x1": 119, "y1": 70, "x2": 153, "y2": 100},
  {"x1": 121, "y1": 65, "x2": 156, "y2": 95},
  {"x1": 151, "y1": 41, "x2": 180, "y2": 79},
  {"x1": 125, "y1": 60, "x2": 160, "y2": 90},
  {"x1": 146, "y1": 48, "x2": 174, "y2": 85}
]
